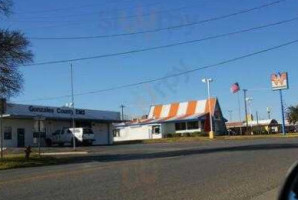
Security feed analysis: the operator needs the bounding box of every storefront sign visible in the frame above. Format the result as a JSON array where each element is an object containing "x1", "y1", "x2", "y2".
[
  {"x1": 28, "y1": 106, "x2": 85, "y2": 115},
  {"x1": 271, "y1": 72, "x2": 289, "y2": 90}
]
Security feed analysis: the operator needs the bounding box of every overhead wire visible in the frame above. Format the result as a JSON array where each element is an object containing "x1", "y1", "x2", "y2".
[
  {"x1": 15, "y1": 0, "x2": 136, "y2": 14},
  {"x1": 24, "y1": 16, "x2": 298, "y2": 66},
  {"x1": 18, "y1": 38, "x2": 298, "y2": 102},
  {"x1": 28, "y1": 0, "x2": 287, "y2": 38}
]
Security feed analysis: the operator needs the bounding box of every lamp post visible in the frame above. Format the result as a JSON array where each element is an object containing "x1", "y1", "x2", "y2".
[
  {"x1": 246, "y1": 97, "x2": 253, "y2": 135},
  {"x1": 266, "y1": 107, "x2": 271, "y2": 119},
  {"x1": 202, "y1": 78, "x2": 214, "y2": 139}
]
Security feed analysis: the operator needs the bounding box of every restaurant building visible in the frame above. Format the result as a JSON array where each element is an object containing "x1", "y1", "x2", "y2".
[{"x1": 113, "y1": 98, "x2": 227, "y2": 142}]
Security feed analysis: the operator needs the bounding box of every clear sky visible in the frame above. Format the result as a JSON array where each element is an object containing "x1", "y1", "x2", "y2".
[{"x1": 2, "y1": 0, "x2": 298, "y2": 121}]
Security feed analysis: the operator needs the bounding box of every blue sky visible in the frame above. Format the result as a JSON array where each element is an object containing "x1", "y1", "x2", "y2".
[{"x1": 2, "y1": 0, "x2": 298, "y2": 121}]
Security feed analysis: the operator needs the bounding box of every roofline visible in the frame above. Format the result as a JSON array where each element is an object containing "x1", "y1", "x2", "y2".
[
  {"x1": 148, "y1": 97, "x2": 217, "y2": 108},
  {"x1": 6, "y1": 103, "x2": 120, "y2": 114},
  {"x1": 3, "y1": 114, "x2": 121, "y2": 123}
]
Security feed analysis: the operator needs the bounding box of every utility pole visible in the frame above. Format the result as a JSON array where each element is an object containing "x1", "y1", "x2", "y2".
[
  {"x1": 0, "y1": 98, "x2": 6, "y2": 160},
  {"x1": 0, "y1": 113, "x2": 2, "y2": 160},
  {"x1": 243, "y1": 89, "x2": 248, "y2": 133},
  {"x1": 70, "y1": 63, "x2": 76, "y2": 150},
  {"x1": 120, "y1": 105, "x2": 125, "y2": 121}
]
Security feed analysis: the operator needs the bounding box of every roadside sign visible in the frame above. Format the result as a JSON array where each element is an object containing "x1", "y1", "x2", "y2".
[
  {"x1": 34, "y1": 120, "x2": 45, "y2": 133},
  {"x1": 271, "y1": 72, "x2": 289, "y2": 91},
  {"x1": 271, "y1": 72, "x2": 288, "y2": 135}
]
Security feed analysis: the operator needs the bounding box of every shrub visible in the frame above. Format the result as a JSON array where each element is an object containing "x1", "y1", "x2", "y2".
[
  {"x1": 174, "y1": 133, "x2": 182, "y2": 137},
  {"x1": 165, "y1": 133, "x2": 173, "y2": 138},
  {"x1": 184, "y1": 132, "x2": 191, "y2": 137}
]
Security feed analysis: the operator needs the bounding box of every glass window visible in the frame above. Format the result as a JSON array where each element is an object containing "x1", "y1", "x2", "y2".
[
  {"x1": 175, "y1": 122, "x2": 186, "y2": 131},
  {"x1": 113, "y1": 129, "x2": 120, "y2": 137},
  {"x1": 4, "y1": 127, "x2": 12, "y2": 140},
  {"x1": 152, "y1": 125, "x2": 161, "y2": 134},
  {"x1": 187, "y1": 121, "x2": 199, "y2": 130}
]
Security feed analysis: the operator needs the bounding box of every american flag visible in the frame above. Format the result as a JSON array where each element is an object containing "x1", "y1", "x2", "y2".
[{"x1": 231, "y1": 82, "x2": 240, "y2": 93}]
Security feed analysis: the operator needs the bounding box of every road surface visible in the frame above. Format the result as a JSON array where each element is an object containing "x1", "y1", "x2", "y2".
[{"x1": 1, "y1": 138, "x2": 298, "y2": 200}]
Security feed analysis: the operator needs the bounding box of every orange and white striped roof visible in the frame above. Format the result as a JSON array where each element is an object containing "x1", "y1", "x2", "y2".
[{"x1": 132, "y1": 98, "x2": 217, "y2": 124}]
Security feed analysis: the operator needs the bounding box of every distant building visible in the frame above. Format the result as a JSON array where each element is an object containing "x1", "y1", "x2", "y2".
[
  {"x1": 113, "y1": 98, "x2": 227, "y2": 142},
  {"x1": 226, "y1": 119, "x2": 280, "y2": 134},
  {"x1": 1, "y1": 103, "x2": 120, "y2": 147}
]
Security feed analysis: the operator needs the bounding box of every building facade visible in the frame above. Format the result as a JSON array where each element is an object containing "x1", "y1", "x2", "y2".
[
  {"x1": 1, "y1": 103, "x2": 120, "y2": 147},
  {"x1": 226, "y1": 119, "x2": 280, "y2": 134},
  {"x1": 114, "y1": 98, "x2": 227, "y2": 142}
]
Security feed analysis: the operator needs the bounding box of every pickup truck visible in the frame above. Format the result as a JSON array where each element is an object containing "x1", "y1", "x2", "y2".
[{"x1": 46, "y1": 127, "x2": 95, "y2": 147}]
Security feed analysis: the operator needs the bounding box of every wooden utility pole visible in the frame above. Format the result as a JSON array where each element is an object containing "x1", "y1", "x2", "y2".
[{"x1": 120, "y1": 105, "x2": 125, "y2": 121}]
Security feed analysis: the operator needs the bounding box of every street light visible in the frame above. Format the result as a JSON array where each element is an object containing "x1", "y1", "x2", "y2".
[
  {"x1": 202, "y1": 78, "x2": 214, "y2": 139},
  {"x1": 246, "y1": 97, "x2": 253, "y2": 135},
  {"x1": 266, "y1": 107, "x2": 271, "y2": 119}
]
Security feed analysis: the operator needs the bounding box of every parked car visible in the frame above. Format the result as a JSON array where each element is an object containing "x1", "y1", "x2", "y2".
[{"x1": 46, "y1": 127, "x2": 95, "y2": 147}]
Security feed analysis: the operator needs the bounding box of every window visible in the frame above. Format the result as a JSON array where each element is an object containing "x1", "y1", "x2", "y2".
[
  {"x1": 187, "y1": 121, "x2": 199, "y2": 130},
  {"x1": 113, "y1": 129, "x2": 120, "y2": 137},
  {"x1": 152, "y1": 125, "x2": 161, "y2": 134},
  {"x1": 175, "y1": 122, "x2": 186, "y2": 131},
  {"x1": 4, "y1": 127, "x2": 12, "y2": 140}
]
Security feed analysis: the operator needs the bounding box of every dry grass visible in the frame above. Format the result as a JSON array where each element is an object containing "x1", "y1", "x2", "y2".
[{"x1": 0, "y1": 154, "x2": 59, "y2": 170}]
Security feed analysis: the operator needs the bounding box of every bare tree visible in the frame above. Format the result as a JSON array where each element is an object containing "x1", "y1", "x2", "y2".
[
  {"x1": 0, "y1": 0, "x2": 12, "y2": 15},
  {"x1": 0, "y1": 0, "x2": 33, "y2": 99}
]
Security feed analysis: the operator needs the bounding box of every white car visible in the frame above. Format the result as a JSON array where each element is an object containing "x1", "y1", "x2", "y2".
[{"x1": 46, "y1": 127, "x2": 95, "y2": 146}]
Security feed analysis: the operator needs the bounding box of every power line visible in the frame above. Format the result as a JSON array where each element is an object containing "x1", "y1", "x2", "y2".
[
  {"x1": 29, "y1": 0, "x2": 287, "y2": 40},
  {"x1": 24, "y1": 16, "x2": 298, "y2": 66},
  {"x1": 15, "y1": 0, "x2": 136, "y2": 15},
  {"x1": 17, "y1": 1, "x2": 196, "y2": 22},
  {"x1": 19, "y1": 38, "x2": 298, "y2": 102}
]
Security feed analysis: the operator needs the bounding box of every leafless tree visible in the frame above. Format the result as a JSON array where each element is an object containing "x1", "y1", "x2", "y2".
[{"x1": 0, "y1": 0, "x2": 33, "y2": 99}]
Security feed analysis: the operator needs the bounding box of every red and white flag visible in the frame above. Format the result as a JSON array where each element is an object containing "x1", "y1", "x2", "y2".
[{"x1": 231, "y1": 82, "x2": 240, "y2": 93}]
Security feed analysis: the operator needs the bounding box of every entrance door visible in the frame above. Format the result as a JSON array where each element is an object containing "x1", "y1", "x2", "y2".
[{"x1": 17, "y1": 129, "x2": 25, "y2": 147}]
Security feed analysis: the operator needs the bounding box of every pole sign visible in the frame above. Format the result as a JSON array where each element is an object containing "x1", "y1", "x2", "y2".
[
  {"x1": 271, "y1": 72, "x2": 289, "y2": 91},
  {"x1": 271, "y1": 72, "x2": 288, "y2": 135}
]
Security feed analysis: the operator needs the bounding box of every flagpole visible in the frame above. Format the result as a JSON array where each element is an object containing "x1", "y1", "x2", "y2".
[{"x1": 237, "y1": 92, "x2": 243, "y2": 135}]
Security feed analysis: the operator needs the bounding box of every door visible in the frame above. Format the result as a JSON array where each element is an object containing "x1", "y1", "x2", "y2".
[{"x1": 17, "y1": 129, "x2": 25, "y2": 147}]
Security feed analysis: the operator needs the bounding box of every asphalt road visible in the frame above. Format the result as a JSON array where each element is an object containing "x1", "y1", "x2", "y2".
[{"x1": 1, "y1": 138, "x2": 298, "y2": 200}]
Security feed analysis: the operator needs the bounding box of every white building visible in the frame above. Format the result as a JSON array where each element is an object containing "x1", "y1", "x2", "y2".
[
  {"x1": 113, "y1": 98, "x2": 227, "y2": 142},
  {"x1": 0, "y1": 103, "x2": 120, "y2": 147}
]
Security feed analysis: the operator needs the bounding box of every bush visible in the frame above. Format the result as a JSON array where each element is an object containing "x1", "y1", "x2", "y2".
[
  {"x1": 184, "y1": 132, "x2": 191, "y2": 137},
  {"x1": 165, "y1": 132, "x2": 208, "y2": 138},
  {"x1": 174, "y1": 133, "x2": 182, "y2": 137},
  {"x1": 165, "y1": 133, "x2": 173, "y2": 138}
]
